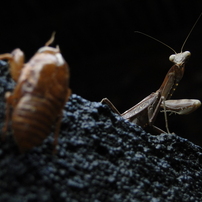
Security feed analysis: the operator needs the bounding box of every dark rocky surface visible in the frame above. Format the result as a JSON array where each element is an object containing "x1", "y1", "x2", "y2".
[{"x1": 0, "y1": 61, "x2": 202, "y2": 201}]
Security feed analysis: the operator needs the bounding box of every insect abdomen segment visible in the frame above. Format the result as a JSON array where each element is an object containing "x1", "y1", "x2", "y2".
[{"x1": 11, "y1": 95, "x2": 62, "y2": 152}]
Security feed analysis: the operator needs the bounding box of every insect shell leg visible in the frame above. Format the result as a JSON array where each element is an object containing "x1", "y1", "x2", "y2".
[{"x1": 0, "y1": 49, "x2": 25, "y2": 82}]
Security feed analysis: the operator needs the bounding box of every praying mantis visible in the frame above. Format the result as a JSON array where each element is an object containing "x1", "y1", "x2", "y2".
[{"x1": 101, "y1": 14, "x2": 201, "y2": 134}]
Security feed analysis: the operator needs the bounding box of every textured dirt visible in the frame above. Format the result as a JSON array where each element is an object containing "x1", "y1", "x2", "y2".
[{"x1": 0, "y1": 61, "x2": 202, "y2": 202}]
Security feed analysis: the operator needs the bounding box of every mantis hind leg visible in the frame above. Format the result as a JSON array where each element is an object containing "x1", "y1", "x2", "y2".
[
  {"x1": 147, "y1": 93, "x2": 171, "y2": 134},
  {"x1": 101, "y1": 98, "x2": 122, "y2": 115},
  {"x1": 161, "y1": 96, "x2": 171, "y2": 134}
]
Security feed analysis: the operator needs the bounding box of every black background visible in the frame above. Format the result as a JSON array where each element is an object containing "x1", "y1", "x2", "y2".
[{"x1": 0, "y1": 0, "x2": 202, "y2": 146}]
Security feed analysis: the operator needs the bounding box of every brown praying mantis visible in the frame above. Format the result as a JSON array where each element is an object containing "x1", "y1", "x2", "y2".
[{"x1": 101, "y1": 14, "x2": 202, "y2": 134}]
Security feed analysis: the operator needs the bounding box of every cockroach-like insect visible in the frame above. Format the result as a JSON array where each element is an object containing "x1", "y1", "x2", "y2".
[
  {"x1": 102, "y1": 14, "x2": 202, "y2": 134},
  {"x1": 0, "y1": 33, "x2": 71, "y2": 153}
]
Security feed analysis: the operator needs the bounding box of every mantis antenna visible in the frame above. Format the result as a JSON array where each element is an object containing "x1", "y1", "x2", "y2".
[
  {"x1": 134, "y1": 12, "x2": 202, "y2": 53},
  {"x1": 180, "y1": 12, "x2": 202, "y2": 52},
  {"x1": 134, "y1": 31, "x2": 177, "y2": 54}
]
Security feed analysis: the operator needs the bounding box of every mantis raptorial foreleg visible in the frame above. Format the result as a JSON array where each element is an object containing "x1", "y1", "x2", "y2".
[
  {"x1": 160, "y1": 99, "x2": 201, "y2": 115},
  {"x1": 101, "y1": 97, "x2": 201, "y2": 133}
]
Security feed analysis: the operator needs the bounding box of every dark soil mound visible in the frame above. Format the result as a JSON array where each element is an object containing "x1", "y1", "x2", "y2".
[{"x1": 0, "y1": 61, "x2": 202, "y2": 202}]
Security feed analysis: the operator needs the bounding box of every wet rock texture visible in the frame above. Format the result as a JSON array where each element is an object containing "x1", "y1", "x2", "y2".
[{"x1": 0, "y1": 61, "x2": 202, "y2": 201}]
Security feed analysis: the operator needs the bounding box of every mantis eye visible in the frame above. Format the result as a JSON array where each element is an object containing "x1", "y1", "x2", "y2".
[
  {"x1": 169, "y1": 54, "x2": 175, "y2": 62},
  {"x1": 183, "y1": 51, "x2": 191, "y2": 58}
]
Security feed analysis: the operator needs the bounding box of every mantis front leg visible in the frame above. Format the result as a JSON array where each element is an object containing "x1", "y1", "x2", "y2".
[
  {"x1": 161, "y1": 99, "x2": 201, "y2": 133},
  {"x1": 160, "y1": 99, "x2": 201, "y2": 115},
  {"x1": 101, "y1": 97, "x2": 201, "y2": 133}
]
